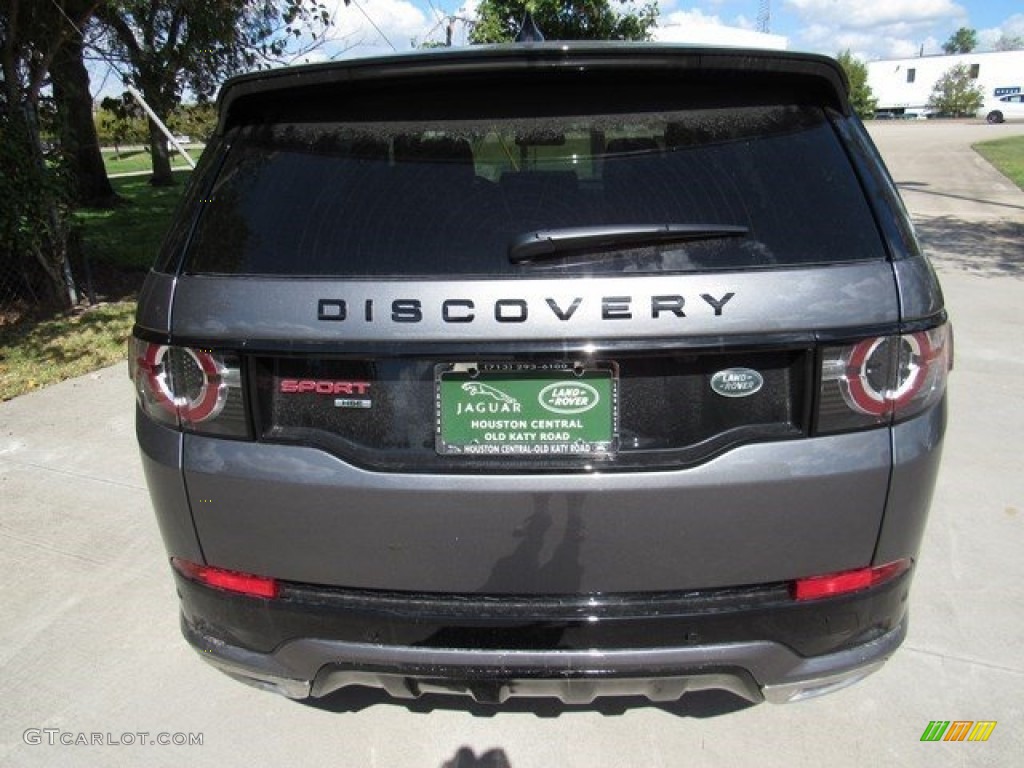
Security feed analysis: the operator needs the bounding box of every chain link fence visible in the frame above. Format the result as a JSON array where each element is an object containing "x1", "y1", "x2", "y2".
[
  {"x1": 0, "y1": 251, "x2": 59, "y2": 321},
  {"x1": 0, "y1": 237, "x2": 83, "y2": 321}
]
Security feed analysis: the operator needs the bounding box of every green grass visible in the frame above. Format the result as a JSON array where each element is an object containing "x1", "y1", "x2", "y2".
[
  {"x1": 74, "y1": 170, "x2": 190, "y2": 269},
  {"x1": 0, "y1": 301, "x2": 136, "y2": 400},
  {"x1": 102, "y1": 147, "x2": 200, "y2": 176},
  {"x1": 973, "y1": 136, "x2": 1024, "y2": 191}
]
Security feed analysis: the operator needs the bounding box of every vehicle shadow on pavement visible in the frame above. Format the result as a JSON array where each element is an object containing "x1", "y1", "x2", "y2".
[
  {"x1": 440, "y1": 746, "x2": 513, "y2": 768},
  {"x1": 913, "y1": 215, "x2": 1024, "y2": 278},
  {"x1": 301, "y1": 686, "x2": 755, "y2": 719},
  {"x1": 898, "y1": 181, "x2": 1024, "y2": 214}
]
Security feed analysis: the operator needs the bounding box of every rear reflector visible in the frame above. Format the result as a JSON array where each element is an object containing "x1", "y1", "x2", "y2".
[
  {"x1": 792, "y1": 559, "x2": 910, "y2": 601},
  {"x1": 171, "y1": 558, "x2": 279, "y2": 599}
]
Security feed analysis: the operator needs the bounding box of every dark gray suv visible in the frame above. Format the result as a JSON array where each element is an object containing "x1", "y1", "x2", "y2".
[{"x1": 130, "y1": 43, "x2": 950, "y2": 705}]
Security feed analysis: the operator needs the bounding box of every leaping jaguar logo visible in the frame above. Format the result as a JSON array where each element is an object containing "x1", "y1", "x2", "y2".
[{"x1": 461, "y1": 382, "x2": 517, "y2": 404}]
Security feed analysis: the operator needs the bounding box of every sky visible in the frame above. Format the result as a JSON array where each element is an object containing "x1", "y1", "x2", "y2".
[
  {"x1": 291, "y1": 0, "x2": 1024, "y2": 63},
  {"x1": 86, "y1": 1, "x2": 1024, "y2": 100}
]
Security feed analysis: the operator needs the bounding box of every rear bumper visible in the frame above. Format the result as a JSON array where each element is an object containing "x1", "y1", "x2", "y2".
[
  {"x1": 184, "y1": 614, "x2": 906, "y2": 706},
  {"x1": 176, "y1": 569, "x2": 911, "y2": 704}
]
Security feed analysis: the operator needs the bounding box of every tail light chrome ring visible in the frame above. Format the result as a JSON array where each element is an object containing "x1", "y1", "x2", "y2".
[
  {"x1": 818, "y1": 324, "x2": 950, "y2": 434},
  {"x1": 140, "y1": 343, "x2": 179, "y2": 417},
  {"x1": 844, "y1": 332, "x2": 933, "y2": 417},
  {"x1": 130, "y1": 339, "x2": 244, "y2": 435}
]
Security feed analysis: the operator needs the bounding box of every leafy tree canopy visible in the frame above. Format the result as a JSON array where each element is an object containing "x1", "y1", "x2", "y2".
[
  {"x1": 95, "y1": 1, "x2": 331, "y2": 103},
  {"x1": 470, "y1": 0, "x2": 658, "y2": 44},
  {"x1": 927, "y1": 63, "x2": 985, "y2": 117},
  {"x1": 94, "y1": 1, "x2": 332, "y2": 184},
  {"x1": 942, "y1": 27, "x2": 977, "y2": 54},
  {"x1": 993, "y1": 34, "x2": 1024, "y2": 52},
  {"x1": 836, "y1": 50, "x2": 877, "y2": 120}
]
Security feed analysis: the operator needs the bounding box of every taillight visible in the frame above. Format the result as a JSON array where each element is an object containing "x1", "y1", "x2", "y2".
[
  {"x1": 817, "y1": 324, "x2": 950, "y2": 433},
  {"x1": 792, "y1": 559, "x2": 910, "y2": 601},
  {"x1": 171, "y1": 558, "x2": 279, "y2": 599},
  {"x1": 129, "y1": 338, "x2": 249, "y2": 438}
]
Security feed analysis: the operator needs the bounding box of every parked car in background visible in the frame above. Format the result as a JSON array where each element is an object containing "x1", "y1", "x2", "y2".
[
  {"x1": 983, "y1": 93, "x2": 1024, "y2": 123},
  {"x1": 131, "y1": 43, "x2": 951, "y2": 706}
]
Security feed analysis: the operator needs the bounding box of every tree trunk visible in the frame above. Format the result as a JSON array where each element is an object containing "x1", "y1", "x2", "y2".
[
  {"x1": 1, "y1": 0, "x2": 82, "y2": 307},
  {"x1": 20, "y1": 104, "x2": 79, "y2": 306},
  {"x1": 147, "y1": 118, "x2": 175, "y2": 186},
  {"x1": 51, "y1": 35, "x2": 118, "y2": 207}
]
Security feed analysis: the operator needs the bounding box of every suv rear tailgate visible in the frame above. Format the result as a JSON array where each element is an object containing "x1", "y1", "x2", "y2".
[
  {"x1": 176, "y1": 262, "x2": 899, "y2": 593},
  {"x1": 182, "y1": 429, "x2": 890, "y2": 593},
  {"x1": 168, "y1": 49, "x2": 905, "y2": 595}
]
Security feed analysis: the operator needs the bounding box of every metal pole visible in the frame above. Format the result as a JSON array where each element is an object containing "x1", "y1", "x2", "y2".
[{"x1": 125, "y1": 84, "x2": 196, "y2": 169}]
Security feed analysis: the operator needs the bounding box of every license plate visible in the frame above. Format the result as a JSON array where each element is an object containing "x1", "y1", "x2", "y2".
[{"x1": 436, "y1": 362, "x2": 618, "y2": 457}]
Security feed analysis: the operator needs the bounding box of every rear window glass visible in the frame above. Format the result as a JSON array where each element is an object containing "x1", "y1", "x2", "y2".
[{"x1": 184, "y1": 104, "x2": 885, "y2": 277}]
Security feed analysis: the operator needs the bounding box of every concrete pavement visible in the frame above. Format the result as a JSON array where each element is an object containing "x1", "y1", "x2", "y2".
[
  {"x1": 869, "y1": 121, "x2": 1024, "y2": 220},
  {"x1": 1, "y1": 121, "x2": 1022, "y2": 767},
  {"x1": 870, "y1": 121, "x2": 1024, "y2": 279}
]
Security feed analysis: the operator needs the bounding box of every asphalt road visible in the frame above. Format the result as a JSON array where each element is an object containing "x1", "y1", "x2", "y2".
[{"x1": 1, "y1": 120, "x2": 1022, "y2": 768}]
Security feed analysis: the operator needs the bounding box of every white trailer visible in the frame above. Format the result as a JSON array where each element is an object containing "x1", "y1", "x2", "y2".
[{"x1": 866, "y1": 50, "x2": 1024, "y2": 117}]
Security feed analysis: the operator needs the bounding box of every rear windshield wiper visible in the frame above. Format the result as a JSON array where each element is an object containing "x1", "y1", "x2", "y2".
[{"x1": 508, "y1": 224, "x2": 749, "y2": 264}]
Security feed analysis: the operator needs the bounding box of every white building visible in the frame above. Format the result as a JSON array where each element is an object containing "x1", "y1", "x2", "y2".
[
  {"x1": 867, "y1": 50, "x2": 1024, "y2": 115},
  {"x1": 653, "y1": 20, "x2": 787, "y2": 51}
]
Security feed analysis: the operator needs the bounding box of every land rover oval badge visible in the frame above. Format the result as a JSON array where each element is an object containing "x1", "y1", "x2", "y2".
[{"x1": 710, "y1": 368, "x2": 764, "y2": 398}]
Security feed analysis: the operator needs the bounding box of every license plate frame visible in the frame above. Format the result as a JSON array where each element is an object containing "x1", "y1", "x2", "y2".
[{"x1": 435, "y1": 361, "x2": 618, "y2": 457}]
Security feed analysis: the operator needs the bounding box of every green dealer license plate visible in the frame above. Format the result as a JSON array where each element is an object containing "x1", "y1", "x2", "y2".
[{"x1": 436, "y1": 362, "x2": 618, "y2": 457}]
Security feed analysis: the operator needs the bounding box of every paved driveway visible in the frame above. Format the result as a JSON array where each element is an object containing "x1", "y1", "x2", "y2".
[
  {"x1": 1, "y1": 121, "x2": 1022, "y2": 768},
  {"x1": 870, "y1": 121, "x2": 1024, "y2": 278}
]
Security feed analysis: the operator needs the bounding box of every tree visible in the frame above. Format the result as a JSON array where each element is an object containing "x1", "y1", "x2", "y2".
[
  {"x1": 94, "y1": 1, "x2": 332, "y2": 186},
  {"x1": 927, "y1": 64, "x2": 985, "y2": 118},
  {"x1": 993, "y1": 34, "x2": 1024, "y2": 52},
  {"x1": 168, "y1": 103, "x2": 218, "y2": 144},
  {"x1": 97, "y1": 94, "x2": 148, "y2": 151},
  {"x1": 836, "y1": 50, "x2": 877, "y2": 120},
  {"x1": 942, "y1": 27, "x2": 977, "y2": 54},
  {"x1": 470, "y1": 0, "x2": 658, "y2": 44},
  {"x1": 2, "y1": 2, "x2": 116, "y2": 212},
  {"x1": 51, "y1": 28, "x2": 118, "y2": 207},
  {"x1": 0, "y1": 0, "x2": 90, "y2": 306}
]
